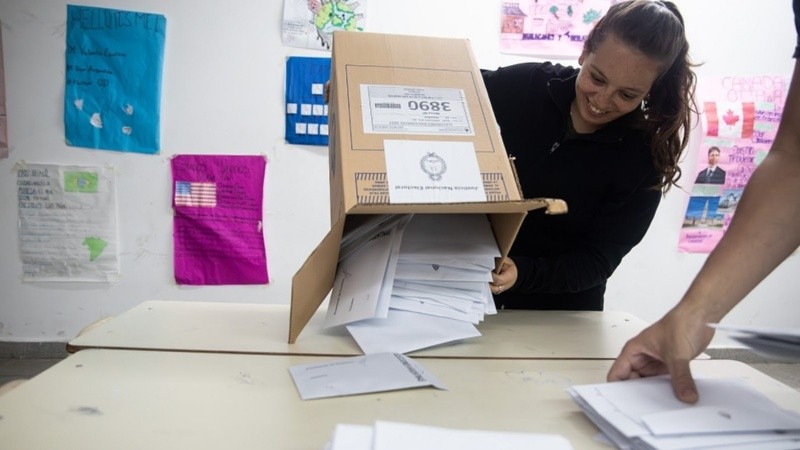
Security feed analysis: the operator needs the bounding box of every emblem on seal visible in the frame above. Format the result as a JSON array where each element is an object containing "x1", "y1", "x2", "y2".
[{"x1": 420, "y1": 152, "x2": 447, "y2": 181}]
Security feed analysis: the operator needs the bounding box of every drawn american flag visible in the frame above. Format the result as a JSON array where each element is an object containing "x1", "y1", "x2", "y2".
[{"x1": 175, "y1": 181, "x2": 217, "y2": 207}]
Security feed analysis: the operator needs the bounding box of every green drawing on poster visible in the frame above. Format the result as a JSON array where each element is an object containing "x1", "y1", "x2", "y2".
[
  {"x1": 65, "y1": 171, "x2": 99, "y2": 193},
  {"x1": 83, "y1": 236, "x2": 108, "y2": 261}
]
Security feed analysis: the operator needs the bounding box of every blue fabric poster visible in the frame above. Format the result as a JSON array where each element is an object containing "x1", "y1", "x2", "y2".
[
  {"x1": 285, "y1": 56, "x2": 331, "y2": 146},
  {"x1": 64, "y1": 5, "x2": 166, "y2": 154}
]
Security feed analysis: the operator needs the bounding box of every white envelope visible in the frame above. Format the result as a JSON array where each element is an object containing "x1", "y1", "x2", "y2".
[
  {"x1": 329, "y1": 424, "x2": 372, "y2": 450},
  {"x1": 642, "y1": 400, "x2": 800, "y2": 436},
  {"x1": 346, "y1": 309, "x2": 481, "y2": 354},
  {"x1": 339, "y1": 214, "x2": 410, "y2": 262},
  {"x1": 569, "y1": 376, "x2": 800, "y2": 448},
  {"x1": 406, "y1": 279, "x2": 488, "y2": 293},
  {"x1": 390, "y1": 286, "x2": 475, "y2": 312},
  {"x1": 390, "y1": 295, "x2": 481, "y2": 324},
  {"x1": 394, "y1": 280, "x2": 485, "y2": 301},
  {"x1": 374, "y1": 217, "x2": 411, "y2": 319},
  {"x1": 324, "y1": 223, "x2": 399, "y2": 328},
  {"x1": 288, "y1": 352, "x2": 446, "y2": 400},
  {"x1": 638, "y1": 428, "x2": 800, "y2": 450},
  {"x1": 373, "y1": 421, "x2": 574, "y2": 450},
  {"x1": 394, "y1": 262, "x2": 492, "y2": 282},
  {"x1": 710, "y1": 324, "x2": 800, "y2": 344},
  {"x1": 399, "y1": 213, "x2": 500, "y2": 259},
  {"x1": 397, "y1": 255, "x2": 496, "y2": 271}
]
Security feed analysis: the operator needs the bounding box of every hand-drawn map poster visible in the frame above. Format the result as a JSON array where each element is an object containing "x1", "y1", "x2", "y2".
[
  {"x1": 678, "y1": 74, "x2": 789, "y2": 253},
  {"x1": 500, "y1": 0, "x2": 614, "y2": 58},
  {"x1": 64, "y1": 5, "x2": 166, "y2": 154},
  {"x1": 282, "y1": 0, "x2": 366, "y2": 51},
  {"x1": 171, "y1": 155, "x2": 269, "y2": 285},
  {"x1": 17, "y1": 163, "x2": 119, "y2": 282}
]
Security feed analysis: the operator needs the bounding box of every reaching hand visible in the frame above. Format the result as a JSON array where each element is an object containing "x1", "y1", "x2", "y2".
[{"x1": 606, "y1": 307, "x2": 715, "y2": 403}]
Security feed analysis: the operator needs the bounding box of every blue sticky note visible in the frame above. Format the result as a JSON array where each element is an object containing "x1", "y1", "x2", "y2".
[
  {"x1": 285, "y1": 56, "x2": 331, "y2": 146},
  {"x1": 64, "y1": 5, "x2": 166, "y2": 154}
]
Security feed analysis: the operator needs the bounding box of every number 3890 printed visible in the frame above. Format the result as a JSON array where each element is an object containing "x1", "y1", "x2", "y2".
[{"x1": 361, "y1": 85, "x2": 475, "y2": 136}]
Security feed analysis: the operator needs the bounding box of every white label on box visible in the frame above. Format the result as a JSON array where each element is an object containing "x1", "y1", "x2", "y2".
[
  {"x1": 384, "y1": 140, "x2": 486, "y2": 204},
  {"x1": 360, "y1": 85, "x2": 475, "y2": 135}
]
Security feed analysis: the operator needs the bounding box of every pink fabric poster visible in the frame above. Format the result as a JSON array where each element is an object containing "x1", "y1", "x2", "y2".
[
  {"x1": 171, "y1": 155, "x2": 268, "y2": 285},
  {"x1": 679, "y1": 75, "x2": 788, "y2": 253}
]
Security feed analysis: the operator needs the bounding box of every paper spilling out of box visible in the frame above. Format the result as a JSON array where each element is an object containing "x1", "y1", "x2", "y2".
[
  {"x1": 325, "y1": 421, "x2": 574, "y2": 450},
  {"x1": 324, "y1": 213, "x2": 497, "y2": 354},
  {"x1": 568, "y1": 376, "x2": 800, "y2": 450},
  {"x1": 288, "y1": 30, "x2": 567, "y2": 344},
  {"x1": 288, "y1": 352, "x2": 444, "y2": 400}
]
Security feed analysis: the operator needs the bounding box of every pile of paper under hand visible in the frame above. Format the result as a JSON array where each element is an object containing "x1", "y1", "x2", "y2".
[
  {"x1": 568, "y1": 376, "x2": 800, "y2": 450},
  {"x1": 324, "y1": 213, "x2": 499, "y2": 354},
  {"x1": 324, "y1": 421, "x2": 573, "y2": 450}
]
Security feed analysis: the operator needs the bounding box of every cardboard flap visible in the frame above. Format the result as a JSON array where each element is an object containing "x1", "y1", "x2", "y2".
[
  {"x1": 346, "y1": 198, "x2": 564, "y2": 215},
  {"x1": 289, "y1": 216, "x2": 346, "y2": 343}
]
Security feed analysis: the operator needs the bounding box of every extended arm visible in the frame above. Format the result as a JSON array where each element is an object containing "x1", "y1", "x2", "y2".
[{"x1": 608, "y1": 58, "x2": 800, "y2": 402}]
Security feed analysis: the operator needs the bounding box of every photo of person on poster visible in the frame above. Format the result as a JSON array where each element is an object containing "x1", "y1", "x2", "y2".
[{"x1": 695, "y1": 146, "x2": 726, "y2": 184}]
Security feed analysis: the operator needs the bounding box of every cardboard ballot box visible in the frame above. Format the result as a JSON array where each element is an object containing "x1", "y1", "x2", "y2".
[{"x1": 289, "y1": 31, "x2": 566, "y2": 343}]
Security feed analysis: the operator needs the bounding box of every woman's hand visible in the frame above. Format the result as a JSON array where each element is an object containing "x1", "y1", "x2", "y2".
[{"x1": 490, "y1": 258, "x2": 518, "y2": 295}]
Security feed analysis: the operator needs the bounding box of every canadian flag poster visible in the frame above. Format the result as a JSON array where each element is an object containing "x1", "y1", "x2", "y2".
[{"x1": 679, "y1": 74, "x2": 789, "y2": 253}]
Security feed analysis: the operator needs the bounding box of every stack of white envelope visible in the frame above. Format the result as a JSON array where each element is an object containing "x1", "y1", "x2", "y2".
[
  {"x1": 324, "y1": 421, "x2": 574, "y2": 450},
  {"x1": 710, "y1": 324, "x2": 800, "y2": 362},
  {"x1": 568, "y1": 376, "x2": 800, "y2": 450},
  {"x1": 323, "y1": 213, "x2": 499, "y2": 354},
  {"x1": 391, "y1": 213, "x2": 498, "y2": 323}
]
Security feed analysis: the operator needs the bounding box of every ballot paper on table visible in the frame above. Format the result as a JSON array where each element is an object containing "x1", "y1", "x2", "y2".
[
  {"x1": 288, "y1": 352, "x2": 445, "y2": 400},
  {"x1": 326, "y1": 421, "x2": 574, "y2": 450},
  {"x1": 346, "y1": 309, "x2": 481, "y2": 355},
  {"x1": 568, "y1": 376, "x2": 800, "y2": 450},
  {"x1": 710, "y1": 323, "x2": 800, "y2": 362}
]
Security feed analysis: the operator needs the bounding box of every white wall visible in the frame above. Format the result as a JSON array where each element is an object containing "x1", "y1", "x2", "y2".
[{"x1": 0, "y1": 0, "x2": 796, "y2": 345}]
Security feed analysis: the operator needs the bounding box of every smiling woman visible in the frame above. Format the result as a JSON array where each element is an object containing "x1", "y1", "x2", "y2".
[
  {"x1": 571, "y1": 35, "x2": 660, "y2": 134},
  {"x1": 481, "y1": 0, "x2": 697, "y2": 311}
]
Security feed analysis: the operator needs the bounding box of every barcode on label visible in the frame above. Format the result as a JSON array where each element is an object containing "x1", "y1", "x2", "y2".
[{"x1": 374, "y1": 102, "x2": 402, "y2": 109}]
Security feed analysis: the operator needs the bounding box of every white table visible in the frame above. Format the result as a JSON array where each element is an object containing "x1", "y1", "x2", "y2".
[
  {"x1": 0, "y1": 349, "x2": 787, "y2": 450},
  {"x1": 67, "y1": 300, "x2": 659, "y2": 359}
]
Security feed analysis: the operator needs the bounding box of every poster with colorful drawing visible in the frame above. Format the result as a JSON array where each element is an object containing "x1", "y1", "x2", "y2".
[
  {"x1": 679, "y1": 75, "x2": 789, "y2": 253},
  {"x1": 500, "y1": 0, "x2": 614, "y2": 58},
  {"x1": 282, "y1": 0, "x2": 366, "y2": 51}
]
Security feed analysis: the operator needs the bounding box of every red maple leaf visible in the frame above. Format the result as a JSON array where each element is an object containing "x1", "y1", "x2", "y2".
[{"x1": 723, "y1": 109, "x2": 740, "y2": 126}]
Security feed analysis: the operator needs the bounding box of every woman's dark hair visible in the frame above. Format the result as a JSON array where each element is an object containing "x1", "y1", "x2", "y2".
[{"x1": 585, "y1": 0, "x2": 697, "y2": 193}]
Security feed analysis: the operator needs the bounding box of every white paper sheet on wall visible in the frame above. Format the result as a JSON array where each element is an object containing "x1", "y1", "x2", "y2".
[{"x1": 16, "y1": 162, "x2": 119, "y2": 282}]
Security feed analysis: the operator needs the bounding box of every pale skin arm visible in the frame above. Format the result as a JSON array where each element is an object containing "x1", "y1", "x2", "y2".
[{"x1": 607, "y1": 58, "x2": 800, "y2": 403}]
